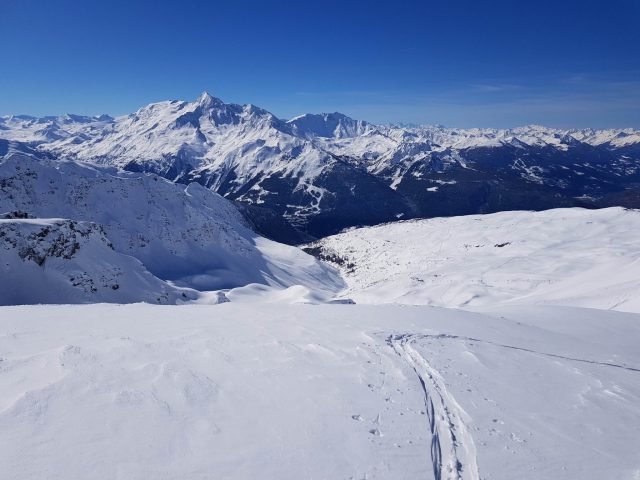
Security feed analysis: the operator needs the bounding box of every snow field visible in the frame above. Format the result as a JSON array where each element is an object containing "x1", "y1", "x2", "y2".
[{"x1": 1, "y1": 304, "x2": 639, "y2": 479}]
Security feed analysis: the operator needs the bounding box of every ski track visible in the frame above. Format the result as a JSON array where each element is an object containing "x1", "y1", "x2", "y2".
[
  {"x1": 425, "y1": 333, "x2": 640, "y2": 373},
  {"x1": 385, "y1": 330, "x2": 640, "y2": 480},
  {"x1": 387, "y1": 334, "x2": 480, "y2": 480}
]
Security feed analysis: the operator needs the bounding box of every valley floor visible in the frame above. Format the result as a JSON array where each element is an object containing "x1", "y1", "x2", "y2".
[{"x1": 1, "y1": 303, "x2": 639, "y2": 479}]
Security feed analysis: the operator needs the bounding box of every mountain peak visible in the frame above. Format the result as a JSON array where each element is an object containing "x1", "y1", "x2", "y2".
[
  {"x1": 287, "y1": 112, "x2": 369, "y2": 139},
  {"x1": 196, "y1": 91, "x2": 223, "y2": 108},
  {"x1": 95, "y1": 114, "x2": 114, "y2": 122}
]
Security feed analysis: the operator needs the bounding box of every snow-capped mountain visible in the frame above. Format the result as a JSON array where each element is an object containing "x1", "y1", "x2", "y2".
[
  {"x1": 0, "y1": 147, "x2": 343, "y2": 305},
  {"x1": 287, "y1": 112, "x2": 373, "y2": 139},
  {"x1": 2, "y1": 93, "x2": 639, "y2": 240},
  {"x1": 1, "y1": 93, "x2": 408, "y2": 239}
]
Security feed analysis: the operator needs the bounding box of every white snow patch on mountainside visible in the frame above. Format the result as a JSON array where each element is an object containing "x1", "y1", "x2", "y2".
[{"x1": 309, "y1": 207, "x2": 640, "y2": 312}]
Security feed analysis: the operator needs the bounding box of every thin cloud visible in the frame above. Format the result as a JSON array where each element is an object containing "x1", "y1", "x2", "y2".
[{"x1": 470, "y1": 83, "x2": 524, "y2": 93}]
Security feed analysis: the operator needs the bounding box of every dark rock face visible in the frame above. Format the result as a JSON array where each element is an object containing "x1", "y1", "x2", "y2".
[
  {"x1": 0, "y1": 220, "x2": 109, "y2": 267},
  {"x1": 233, "y1": 202, "x2": 314, "y2": 245},
  {"x1": 301, "y1": 244, "x2": 356, "y2": 273}
]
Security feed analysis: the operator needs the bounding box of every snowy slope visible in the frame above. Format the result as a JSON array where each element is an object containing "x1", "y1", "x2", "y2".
[
  {"x1": 0, "y1": 218, "x2": 194, "y2": 305},
  {"x1": 0, "y1": 114, "x2": 114, "y2": 144},
  {"x1": 3, "y1": 95, "x2": 640, "y2": 480},
  {"x1": 0, "y1": 152, "x2": 343, "y2": 303},
  {"x1": 306, "y1": 207, "x2": 640, "y2": 312},
  {"x1": 0, "y1": 303, "x2": 638, "y2": 480}
]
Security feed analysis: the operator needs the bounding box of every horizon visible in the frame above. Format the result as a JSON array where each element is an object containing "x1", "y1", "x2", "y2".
[
  {"x1": 1, "y1": 0, "x2": 639, "y2": 129},
  {"x1": 3, "y1": 90, "x2": 640, "y2": 132}
]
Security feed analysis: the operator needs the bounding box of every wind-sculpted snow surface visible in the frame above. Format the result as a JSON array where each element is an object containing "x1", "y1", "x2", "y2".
[
  {"x1": 307, "y1": 207, "x2": 640, "y2": 312},
  {"x1": 0, "y1": 304, "x2": 639, "y2": 479},
  {"x1": 0, "y1": 152, "x2": 343, "y2": 305}
]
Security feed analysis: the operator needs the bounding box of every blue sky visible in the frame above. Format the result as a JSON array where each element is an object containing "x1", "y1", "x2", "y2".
[{"x1": 1, "y1": 0, "x2": 639, "y2": 128}]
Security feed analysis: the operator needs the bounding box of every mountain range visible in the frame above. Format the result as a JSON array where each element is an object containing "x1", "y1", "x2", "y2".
[{"x1": 2, "y1": 92, "x2": 640, "y2": 242}]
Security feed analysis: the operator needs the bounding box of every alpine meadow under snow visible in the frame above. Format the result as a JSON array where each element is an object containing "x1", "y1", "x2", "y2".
[
  {"x1": 306, "y1": 207, "x2": 640, "y2": 312},
  {"x1": 1, "y1": 93, "x2": 640, "y2": 479}
]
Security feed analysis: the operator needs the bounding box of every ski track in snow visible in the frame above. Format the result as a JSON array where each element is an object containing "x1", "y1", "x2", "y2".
[
  {"x1": 387, "y1": 334, "x2": 479, "y2": 480},
  {"x1": 385, "y1": 329, "x2": 640, "y2": 480},
  {"x1": 423, "y1": 333, "x2": 640, "y2": 374},
  {"x1": 1, "y1": 305, "x2": 640, "y2": 479}
]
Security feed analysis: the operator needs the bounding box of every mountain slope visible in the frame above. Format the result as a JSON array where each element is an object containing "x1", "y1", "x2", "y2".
[
  {"x1": 0, "y1": 217, "x2": 194, "y2": 305},
  {"x1": 25, "y1": 93, "x2": 411, "y2": 239},
  {"x1": 0, "y1": 150, "x2": 343, "y2": 303},
  {"x1": 305, "y1": 207, "x2": 640, "y2": 312}
]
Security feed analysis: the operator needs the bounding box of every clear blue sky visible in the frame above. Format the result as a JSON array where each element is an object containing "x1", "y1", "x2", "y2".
[{"x1": 1, "y1": 0, "x2": 639, "y2": 128}]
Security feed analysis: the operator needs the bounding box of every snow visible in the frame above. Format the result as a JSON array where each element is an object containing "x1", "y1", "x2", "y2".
[
  {"x1": 1, "y1": 207, "x2": 640, "y2": 478},
  {"x1": 0, "y1": 218, "x2": 195, "y2": 305},
  {"x1": 0, "y1": 153, "x2": 343, "y2": 305},
  {"x1": 0, "y1": 94, "x2": 342, "y2": 213},
  {"x1": 287, "y1": 112, "x2": 373, "y2": 139},
  {"x1": 2, "y1": 94, "x2": 638, "y2": 233},
  {"x1": 2, "y1": 99, "x2": 638, "y2": 155},
  {"x1": 2, "y1": 101, "x2": 640, "y2": 478},
  {"x1": 308, "y1": 207, "x2": 640, "y2": 312},
  {"x1": 0, "y1": 303, "x2": 638, "y2": 480}
]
